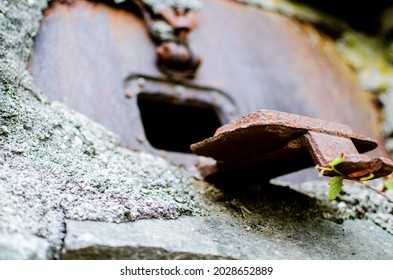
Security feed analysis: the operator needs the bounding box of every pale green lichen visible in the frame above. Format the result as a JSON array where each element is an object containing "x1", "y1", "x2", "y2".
[
  {"x1": 336, "y1": 32, "x2": 393, "y2": 94},
  {"x1": 335, "y1": 31, "x2": 393, "y2": 138}
]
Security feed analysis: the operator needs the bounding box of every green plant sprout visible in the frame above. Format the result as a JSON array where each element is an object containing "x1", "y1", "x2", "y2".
[{"x1": 316, "y1": 153, "x2": 393, "y2": 203}]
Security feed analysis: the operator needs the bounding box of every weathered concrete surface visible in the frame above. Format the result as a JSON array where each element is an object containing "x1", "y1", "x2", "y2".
[
  {"x1": 0, "y1": 0, "x2": 205, "y2": 259},
  {"x1": 1, "y1": 0, "x2": 393, "y2": 260},
  {"x1": 63, "y1": 178, "x2": 392, "y2": 259}
]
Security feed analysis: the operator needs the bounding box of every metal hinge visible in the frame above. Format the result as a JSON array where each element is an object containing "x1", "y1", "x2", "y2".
[{"x1": 191, "y1": 110, "x2": 393, "y2": 183}]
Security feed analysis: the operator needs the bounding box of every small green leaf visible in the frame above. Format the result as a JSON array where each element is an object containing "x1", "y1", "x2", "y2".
[
  {"x1": 329, "y1": 154, "x2": 344, "y2": 168},
  {"x1": 360, "y1": 173, "x2": 374, "y2": 181},
  {"x1": 384, "y1": 181, "x2": 393, "y2": 190},
  {"x1": 329, "y1": 176, "x2": 343, "y2": 201}
]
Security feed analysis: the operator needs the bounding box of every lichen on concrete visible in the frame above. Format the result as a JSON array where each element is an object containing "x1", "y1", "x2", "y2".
[{"x1": 0, "y1": 0, "x2": 206, "y2": 259}]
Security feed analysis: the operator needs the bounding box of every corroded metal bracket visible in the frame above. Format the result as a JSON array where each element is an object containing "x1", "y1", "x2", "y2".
[
  {"x1": 191, "y1": 110, "x2": 393, "y2": 183},
  {"x1": 133, "y1": 0, "x2": 201, "y2": 79}
]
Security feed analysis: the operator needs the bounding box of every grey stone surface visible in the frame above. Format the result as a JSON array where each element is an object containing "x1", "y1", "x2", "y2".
[
  {"x1": 0, "y1": 233, "x2": 50, "y2": 260},
  {"x1": 1, "y1": 0, "x2": 393, "y2": 260},
  {"x1": 64, "y1": 180, "x2": 393, "y2": 259},
  {"x1": 63, "y1": 216, "x2": 393, "y2": 260}
]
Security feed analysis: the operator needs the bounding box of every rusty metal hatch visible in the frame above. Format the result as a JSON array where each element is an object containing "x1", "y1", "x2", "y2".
[
  {"x1": 124, "y1": 74, "x2": 237, "y2": 157},
  {"x1": 28, "y1": 0, "x2": 390, "y2": 182}
]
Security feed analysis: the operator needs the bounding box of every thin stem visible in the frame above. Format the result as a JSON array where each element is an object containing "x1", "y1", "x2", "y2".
[{"x1": 358, "y1": 181, "x2": 393, "y2": 204}]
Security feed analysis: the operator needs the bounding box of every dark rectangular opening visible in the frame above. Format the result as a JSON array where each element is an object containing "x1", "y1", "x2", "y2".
[{"x1": 137, "y1": 94, "x2": 222, "y2": 153}]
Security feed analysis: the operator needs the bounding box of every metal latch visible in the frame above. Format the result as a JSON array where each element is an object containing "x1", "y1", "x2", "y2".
[
  {"x1": 191, "y1": 110, "x2": 393, "y2": 183},
  {"x1": 133, "y1": 0, "x2": 201, "y2": 78}
]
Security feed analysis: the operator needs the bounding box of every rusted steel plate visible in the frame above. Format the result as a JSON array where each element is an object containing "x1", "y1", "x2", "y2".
[
  {"x1": 29, "y1": 0, "x2": 389, "y2": 182},
  {"x1": 191, "y1": 110, "x2": 376, "y2": 162},
  {"x1": 191, "y1": 110, "x2": 393, "y2": 183}
]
